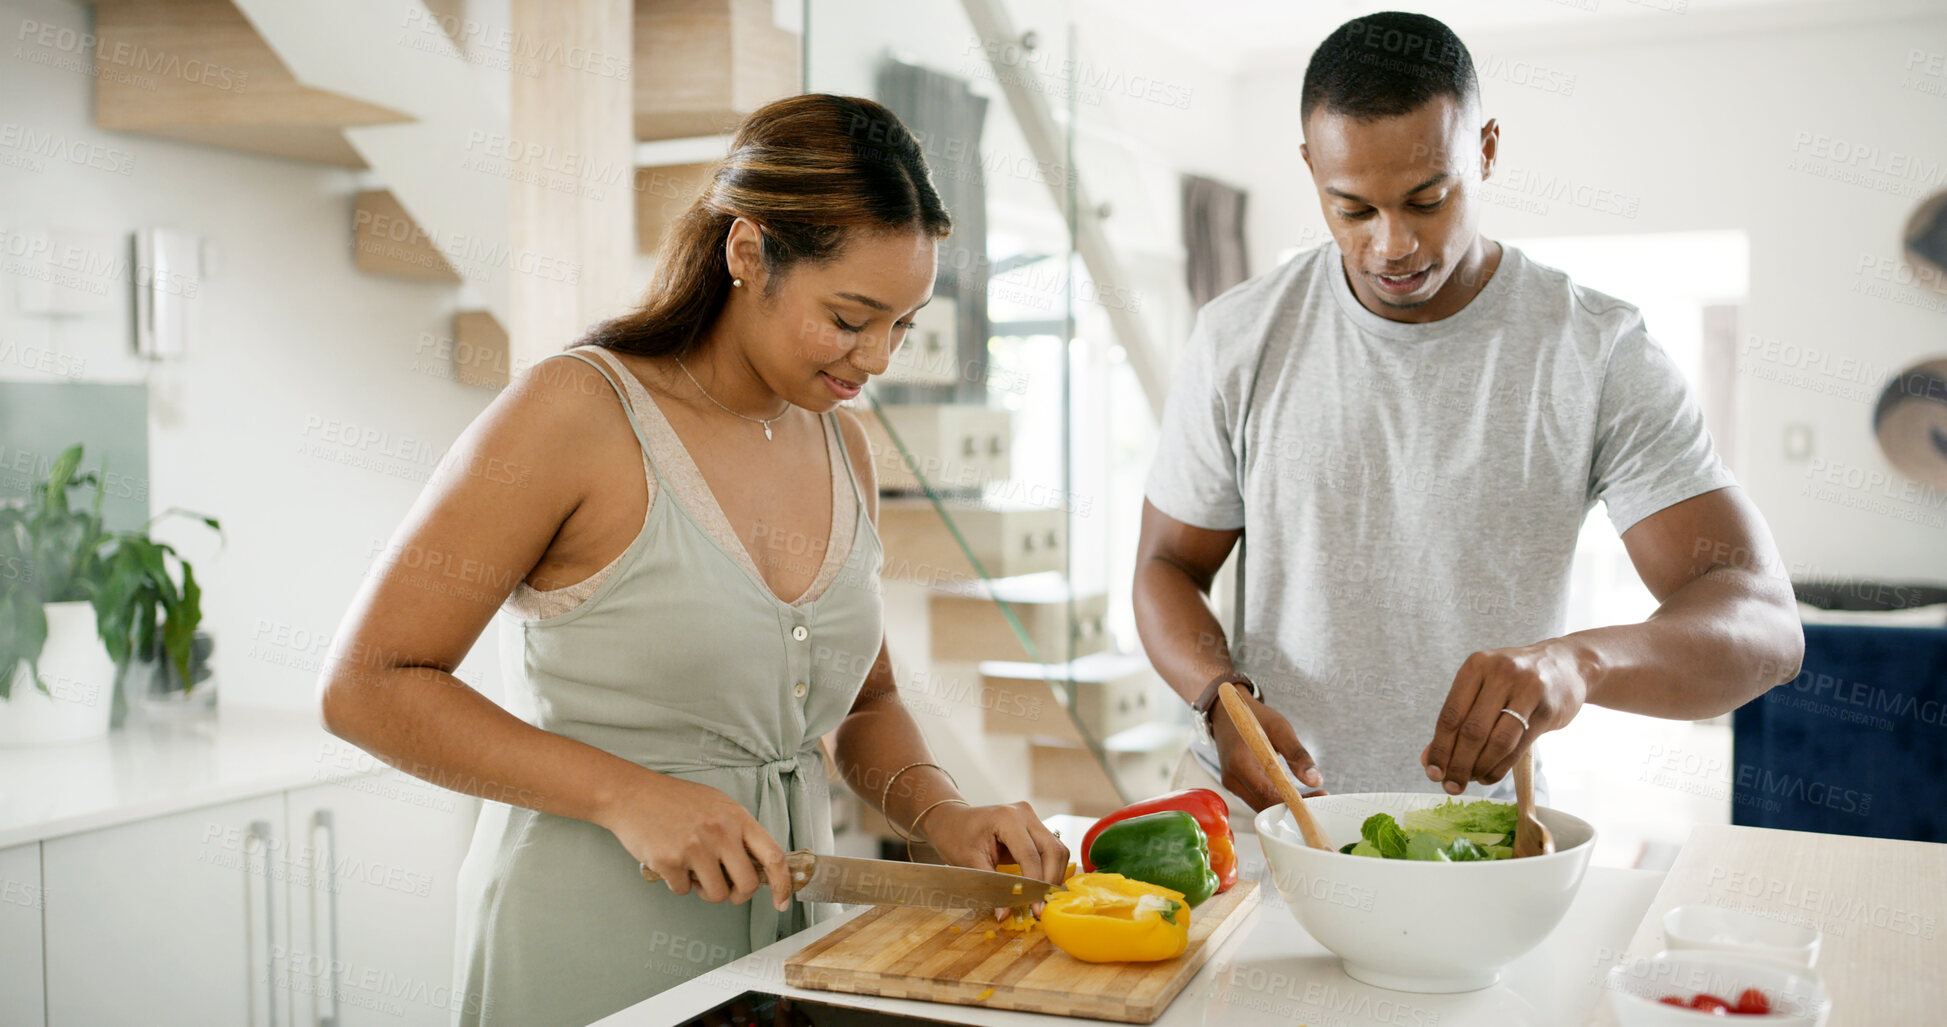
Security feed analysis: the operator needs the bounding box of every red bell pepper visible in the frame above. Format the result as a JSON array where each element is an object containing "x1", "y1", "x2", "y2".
[{"x1": 1079, "y1": 788, "x2": 1237, "y2": 893}]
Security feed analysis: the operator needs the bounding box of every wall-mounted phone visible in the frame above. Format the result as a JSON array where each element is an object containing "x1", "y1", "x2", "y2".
[{"x1": 131, "y1": 228, "x2": 201, "y2": 359}]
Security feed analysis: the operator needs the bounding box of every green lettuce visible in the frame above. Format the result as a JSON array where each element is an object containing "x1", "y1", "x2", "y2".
[
  {"x1": 1332, "y1": 802, "x2": 1522, "y2": 862},
  {"x1": 1401, "y1": 799, "x2": 1518, "y2": 840},
  {"x1": 1404, "y1": 832, "x2": 1451, "y2": 861},
  {"x1": 1360, "y1": 813, "x2": 1411, "y2": 859}
]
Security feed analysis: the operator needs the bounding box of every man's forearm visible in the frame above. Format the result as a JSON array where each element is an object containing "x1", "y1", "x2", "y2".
[
  {"x1": 1133, "y1": 556, "x2": 1239, "y2": 707},
  {"x1": 1569, "y1": 565, "x2": 1803, "y2": 719}
]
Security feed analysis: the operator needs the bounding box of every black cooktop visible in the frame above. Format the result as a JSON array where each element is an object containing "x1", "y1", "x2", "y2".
[{"x1": 670, "y1": 990, "x2": 965, "y2": 1027}]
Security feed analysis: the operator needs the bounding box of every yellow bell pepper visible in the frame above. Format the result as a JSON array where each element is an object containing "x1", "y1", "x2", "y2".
[{"x1": 1039, "y1": 872, "x2": 1189, "y2": 963}]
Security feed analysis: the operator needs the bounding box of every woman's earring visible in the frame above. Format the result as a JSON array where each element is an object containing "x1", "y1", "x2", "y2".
[{"x1": 732, "y1": 277, "x2": 743, "y2": 288}]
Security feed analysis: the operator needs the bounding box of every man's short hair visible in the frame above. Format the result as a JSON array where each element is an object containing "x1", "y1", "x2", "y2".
[{"x1": 1300, "y1": 12, "x2": 1478, "y2": 130}]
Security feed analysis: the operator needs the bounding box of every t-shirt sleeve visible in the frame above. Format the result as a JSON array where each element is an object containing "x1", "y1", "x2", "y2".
[
  {"x1": 1144, "y1": 312, "x2": 1247, "y2": 531},
  {"x1": 1588, "y1": 317, "x2": 1738, "y2": 535}
]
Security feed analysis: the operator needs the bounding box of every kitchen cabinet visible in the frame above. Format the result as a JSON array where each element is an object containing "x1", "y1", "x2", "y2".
[
  {"x1": 0, "y1": 842, "x2": 43, "y2": 1023},
  {"x1": 33, "y1": 769, "x2": 478, "y2": 1027},
  {"x1": 44, "y1": 794, "x2": 290, "y2": 1027},
  {"x1": 283, "y1": 773, "x2": 478, "y2": 1026}
]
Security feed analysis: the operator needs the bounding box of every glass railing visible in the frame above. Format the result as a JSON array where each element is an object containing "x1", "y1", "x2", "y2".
[{"x1": 803, "y1": 0, "x2": 1198, "y2": 839}]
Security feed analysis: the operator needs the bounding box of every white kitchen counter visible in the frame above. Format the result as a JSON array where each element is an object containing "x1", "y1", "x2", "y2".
[
  {"x1": 618, "y1": 823, "x2": 1664, "y2": 1026},
  {"x1": 0, "y1": 705, "x2": 378, "y2": 847}
]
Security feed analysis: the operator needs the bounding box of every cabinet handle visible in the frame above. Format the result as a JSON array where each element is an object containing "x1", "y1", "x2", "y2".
[
  {"x1": 245, "y1": 819, "x2": 280, "y2": 1027},
  {"x1": 312, "y1": 810, "x2": 342, "y2": 1027}
]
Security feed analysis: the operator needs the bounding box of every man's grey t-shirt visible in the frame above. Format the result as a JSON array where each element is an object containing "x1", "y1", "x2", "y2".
[{"x1": 1146, "y1": 240, "x2": 1736, "y2": 798}]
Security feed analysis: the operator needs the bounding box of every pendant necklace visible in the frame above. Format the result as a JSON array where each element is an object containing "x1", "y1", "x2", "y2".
[{"x1": 675, "y1": 358, "x2": 790, "y2": 440}]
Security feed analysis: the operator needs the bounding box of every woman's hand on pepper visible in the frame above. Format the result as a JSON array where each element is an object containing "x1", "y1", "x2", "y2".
[{"x1": 918, "y1": 800, "x2": 1069, "y2": 918}]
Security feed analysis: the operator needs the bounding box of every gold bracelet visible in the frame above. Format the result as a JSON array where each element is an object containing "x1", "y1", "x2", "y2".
[
  {"x1": 879, "y1": 761, "x2": 957, "y2": 829},
  {"x1": 905, "y1": 798, "x2": 971, "y2": 862}
]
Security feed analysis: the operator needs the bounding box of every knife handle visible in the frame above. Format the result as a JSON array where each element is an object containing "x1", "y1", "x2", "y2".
[{"x1": 639, "y1": 849, "x2": 817, "y2": 888}]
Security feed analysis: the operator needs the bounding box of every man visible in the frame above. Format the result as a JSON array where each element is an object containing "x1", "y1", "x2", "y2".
[{"x1": 1135, "y1": 11, "x2": 1803, "y2": 816}]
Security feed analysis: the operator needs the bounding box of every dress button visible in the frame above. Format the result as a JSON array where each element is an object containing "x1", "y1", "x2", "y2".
[
  {"x1": 792, "y1": 625, "x2": 808, "y2": 641},
  {"x1": 793, "y1": 682, "x2": 808, "y2": 698}
]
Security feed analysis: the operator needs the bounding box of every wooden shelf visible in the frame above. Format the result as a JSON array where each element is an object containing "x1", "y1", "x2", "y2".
[
  {"x1": 91, "y1": 0, "x2": 411, "y2": 167},
  {"x1": 633, "y1": 0, "x2": 798, "y2": 141}
]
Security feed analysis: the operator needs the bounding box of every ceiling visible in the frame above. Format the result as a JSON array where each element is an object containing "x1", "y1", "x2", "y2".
[{"x1": 1083, "y1": 0, "x2": 1895, "y2": 72}]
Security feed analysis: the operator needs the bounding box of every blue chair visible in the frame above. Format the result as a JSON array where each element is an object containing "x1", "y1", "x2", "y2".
[{"x1": 1730, "y1": 623, "x2": 1947, "y2": 842}]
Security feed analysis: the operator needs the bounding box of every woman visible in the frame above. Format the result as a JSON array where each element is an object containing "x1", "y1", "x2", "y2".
[{"x1": 318, "y1": 93, "x2": 1069, "y2": 1026}]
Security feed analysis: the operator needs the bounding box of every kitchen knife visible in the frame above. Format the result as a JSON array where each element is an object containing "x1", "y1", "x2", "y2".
[{"x1": 638, "y1": 851, "x2": 1057, "y2": 909}]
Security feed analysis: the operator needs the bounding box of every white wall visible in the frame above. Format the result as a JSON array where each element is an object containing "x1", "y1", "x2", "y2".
[
  {"x1": 1232, "y1": 6, "x2": 1947, "y2": 584},
  {"x1": 1, "y1": 0, "x2": 505, "y2": 711}
]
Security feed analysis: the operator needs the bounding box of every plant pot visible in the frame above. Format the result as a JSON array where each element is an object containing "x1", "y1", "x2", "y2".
[
  {"x1": 0, "y1": 600, "x2": 116, "y2": 746},
  {"x1": 118, "y1": 630, "x2": 216, "y2": 722}
]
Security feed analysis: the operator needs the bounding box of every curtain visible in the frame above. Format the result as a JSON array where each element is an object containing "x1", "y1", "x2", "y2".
[
  {"x1": 876, "y1": 60, "x2": 991, "y2": 404},
  {"x1": 1182, "y1": 174, "x2": 1250, "y2": 310}
]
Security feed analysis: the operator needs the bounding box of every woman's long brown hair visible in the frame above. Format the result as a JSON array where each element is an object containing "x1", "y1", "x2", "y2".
[{"x1": 576, "y1": 93, "x2": 952, "y2": 358}]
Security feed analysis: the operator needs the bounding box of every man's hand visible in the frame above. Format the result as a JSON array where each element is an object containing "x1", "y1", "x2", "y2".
[
  {"x1": 1214, "y1": 692, "x2": 1326, "y2": 810},
  {"x1": 1421, "y1": 639, "x2": 1595, "y2": 795}
]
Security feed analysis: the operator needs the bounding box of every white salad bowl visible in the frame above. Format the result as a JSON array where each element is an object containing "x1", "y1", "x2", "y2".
[{"x1": 1254, "y1": 792, "x2": 1596, "y2": 993}]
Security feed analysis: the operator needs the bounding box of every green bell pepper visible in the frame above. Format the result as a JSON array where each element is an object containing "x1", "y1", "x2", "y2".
[{"x1": 1083, "y1": 809, "x2": 1219, "y2": 907}]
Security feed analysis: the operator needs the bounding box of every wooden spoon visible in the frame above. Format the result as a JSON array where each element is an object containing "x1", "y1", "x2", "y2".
[
  {"x1": 1512, "y1": 747, "x2": 1555, "y2": 858},
  {"x1": 1216, "y1": 682, "x2": 1334, "y2": 851}
]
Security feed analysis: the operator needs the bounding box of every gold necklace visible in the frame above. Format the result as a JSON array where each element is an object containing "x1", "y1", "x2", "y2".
[{"x1": 675, "y1": 358, "x2": 791, "y2": 440}]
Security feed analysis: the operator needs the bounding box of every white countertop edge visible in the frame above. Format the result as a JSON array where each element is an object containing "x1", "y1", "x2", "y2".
[
  {"x1": 618, "y1": 864, "x2": 1667, "y2": 1027},
  {"x1": 0, "y1": 706, "x2": 389, "y2": 848},
  {"x1": 0, "y1": 763, "x2": 374, "y2": 848}
]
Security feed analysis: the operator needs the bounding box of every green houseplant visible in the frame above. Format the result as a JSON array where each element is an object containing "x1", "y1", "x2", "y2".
[{"x1": 0, "y1": 444, "x2": 220, "y2": 702}]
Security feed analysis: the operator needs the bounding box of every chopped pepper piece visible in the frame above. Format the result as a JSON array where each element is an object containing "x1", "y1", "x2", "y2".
[
  {"x1": 1083, "y1": 810, "x2": 1219, "y2": 907},
  {"x1": 1079, "y1": 788, "x2": 1238, "y2": 894},
  {"x1": 995, "y1": 861, "x2": 1079, "y2": 882},
  {"x1": 1039, "y1": 872, "x2": 1189, "y2": 963}
]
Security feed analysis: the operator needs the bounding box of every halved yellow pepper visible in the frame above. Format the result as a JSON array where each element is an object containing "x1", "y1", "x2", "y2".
[{"x1": 1039, "y1": 872, "x2": 1189, "y2": 963}]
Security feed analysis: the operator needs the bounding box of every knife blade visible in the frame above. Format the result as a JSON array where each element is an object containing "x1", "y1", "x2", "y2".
[{"x1": 639, "y1": 850, "x2": 1057, "y2": 909}]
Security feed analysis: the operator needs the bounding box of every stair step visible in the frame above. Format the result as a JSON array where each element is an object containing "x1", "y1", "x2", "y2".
[
  {"x1": 92, "y1": 0, "x2": 410, "y2": 167},
  {"x1": 1028, "y1": 727, "x2": 1191, "y2": 817},
  {"x1": 877, "y1": 497, "x2": 1066, "y2": 587},
  {"x1": 634, "y1": 163, "x2": 717, "y2": 254},
  {"x1": 860, "y1": 403, "x2": 1012, "y2": 495},
  {"x1": 633, "y1": 0, "x2": 798, "y2": 141},
  {"x1": 352, "y1": 190, "x2": 460, "y2": 282},
  {"x1": 929, "y1": 575, "x2": 1107, "y2": 664},
  {"x1": 979, "y1": 653, "x2": 1164, "y2": 744}
]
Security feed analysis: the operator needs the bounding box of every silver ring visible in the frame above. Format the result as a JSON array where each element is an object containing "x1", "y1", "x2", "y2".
[{"x1": 1498, "y1": 707, "x2": 1531, "y2": 731}]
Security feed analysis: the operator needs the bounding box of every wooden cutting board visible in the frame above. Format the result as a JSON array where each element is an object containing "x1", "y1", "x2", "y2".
[
  {"x1": 785, "y1": 879, "x2": 1260, "y2": 1023},
  {"x1": 1589, "y1": 824, "x2": 1947, "y2": 1026}
]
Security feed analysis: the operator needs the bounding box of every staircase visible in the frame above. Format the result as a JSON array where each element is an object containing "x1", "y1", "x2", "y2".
[{"x1": 81, "y1": 0, "x2": 1188, "y2": 853}]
